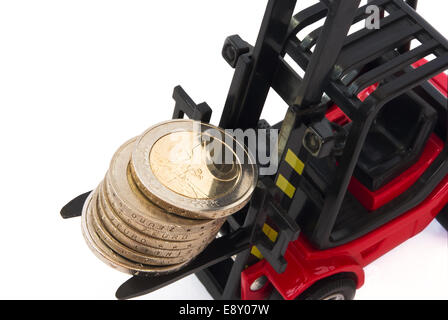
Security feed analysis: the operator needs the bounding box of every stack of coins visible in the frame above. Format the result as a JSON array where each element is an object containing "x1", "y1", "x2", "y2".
[{"x1": 82, "y1": 120, "x2": 258, "y2": 276}]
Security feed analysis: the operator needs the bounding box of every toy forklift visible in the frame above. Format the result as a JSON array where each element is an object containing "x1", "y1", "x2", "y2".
[{"x1": 61, "y1": 0, "x2": 448, "y2": 300}]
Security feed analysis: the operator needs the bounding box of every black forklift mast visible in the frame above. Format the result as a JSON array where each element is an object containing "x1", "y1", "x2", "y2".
[
  {"x1": 61, "y1": 0, "x2": 448, "y2": 300},
  {"x1": 215, "y1": 0, "x2": 448, "y2": 247},
  {"x1": 161, "y1": 0, "x2": 446, "y2": 300},
  {"x1": 219, "y1": 0, "x2": 418, "y2": 132},
  {"x1": 219, "y1": 0, "x2": 361, "y2": 130}
]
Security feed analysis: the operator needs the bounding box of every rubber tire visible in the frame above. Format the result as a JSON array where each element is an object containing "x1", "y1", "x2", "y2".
[
  {"x1": 436, "y1": 205, "x2": 448, "y2": 231},
  {"x1": 297, "y1": 276, "x2": 357, "y2": 301}
]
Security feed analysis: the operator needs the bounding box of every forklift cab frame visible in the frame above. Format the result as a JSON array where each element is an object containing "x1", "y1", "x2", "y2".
[{"x1": 218, "y1": 0, "x2": 448, "y2": 251}]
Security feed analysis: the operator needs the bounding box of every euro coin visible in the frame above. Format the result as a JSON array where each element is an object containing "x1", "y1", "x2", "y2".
[
  {"x1": 106, "y1": 138, "x2": 224, "y2": 238},
  {"x1": 131, "y1": 120, "x2": 258, "y2": 219},
  {"x1": 98, "y1": 183, "x2": 213, "y2": 251}
]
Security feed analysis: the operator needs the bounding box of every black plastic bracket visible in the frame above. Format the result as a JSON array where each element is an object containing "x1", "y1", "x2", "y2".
[
  {"x1": 172, "y1": 86, "x2": 212, "y2": 123},
  {"x1": 222, "y1": 35, "x2": 252, "y2": 68}
]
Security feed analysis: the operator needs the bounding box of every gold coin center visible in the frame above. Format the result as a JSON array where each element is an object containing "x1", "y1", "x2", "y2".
[{"x1": 149, "y1": 131, "x2": 241, "y2": 200}]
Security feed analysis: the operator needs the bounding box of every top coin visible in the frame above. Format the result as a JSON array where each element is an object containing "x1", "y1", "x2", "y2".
[{"x1": 130, "y1": 120, "x2": 258, "y2": 219}]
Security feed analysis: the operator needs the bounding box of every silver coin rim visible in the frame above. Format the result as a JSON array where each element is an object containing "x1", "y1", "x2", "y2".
[
  {"x1": 81, "y1": 190, "x2": 191, "y2": 276},
  {"x1": 107, "y1": 137, "x2": 222, "y2": 232}
]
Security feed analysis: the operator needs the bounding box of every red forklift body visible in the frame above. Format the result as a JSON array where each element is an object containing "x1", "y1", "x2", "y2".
[{"x1": 241, "y1": 69, "x2": 448, "y2": 300}]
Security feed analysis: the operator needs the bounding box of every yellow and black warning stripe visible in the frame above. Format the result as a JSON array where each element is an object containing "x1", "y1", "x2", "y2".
[
  {"x1": 275, "y1": 148, "x2": 305, "y2": 199},
  {"x1": 251, "y1": 148, "x2": 306, "y2": 259}
]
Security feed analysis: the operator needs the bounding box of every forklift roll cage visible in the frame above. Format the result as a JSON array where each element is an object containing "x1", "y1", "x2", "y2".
[
  {"x1": 61, "y1": 0, "x2": 448, "y2": 300},
  {"x1": 219, "y1": 0, "x2": 448, "y2": 250}
]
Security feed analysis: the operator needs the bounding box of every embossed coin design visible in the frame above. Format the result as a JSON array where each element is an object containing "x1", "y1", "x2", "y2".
[
  {"x1": 106, "y1": 138, "x2": 222, "y2": 237},
  {"x1": 131, "y1": 120, "x2": 258, "y2": 219}
]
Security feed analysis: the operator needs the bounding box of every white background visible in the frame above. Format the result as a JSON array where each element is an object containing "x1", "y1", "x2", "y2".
[{"x1": 0, "y1": 0, "x2": 447, "y2": 300}]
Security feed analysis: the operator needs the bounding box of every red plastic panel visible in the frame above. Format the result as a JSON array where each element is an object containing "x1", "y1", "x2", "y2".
[{"x1": 348, "y1": 134, "x2": 444, "y2": 211}]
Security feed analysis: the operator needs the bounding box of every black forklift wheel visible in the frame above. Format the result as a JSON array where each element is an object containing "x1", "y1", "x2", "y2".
[
  {"x1": 436, "y1": 205, "x2": 448, "y2": 231},
  {"x1": 297, "y1": 275, "x2": 357, "y2": 301}
]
